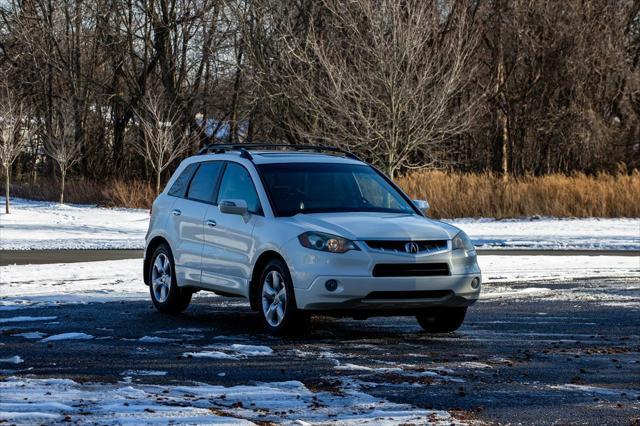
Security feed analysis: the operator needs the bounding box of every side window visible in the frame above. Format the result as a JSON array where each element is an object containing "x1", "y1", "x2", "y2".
[
  {"x1": 168, "y1": 163, "x2": 198, "y2": 198},
  {"x1": 217, "y1": 163, "x2": 262, "y2": 214},
  {"x1": 186, "y1": 162, "x2": 224, "y2": 203}
]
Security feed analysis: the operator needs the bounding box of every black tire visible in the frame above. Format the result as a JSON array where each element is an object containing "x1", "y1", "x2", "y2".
[
  {"x1": 258, "y1": 259, "x2": 308, "y2": 336},
  {"x1": 416, "y1": 307, "x2": 467, "y2": 333},
  {"x1": 148, "y1": 244, "x2": 191, "y2": 314}
]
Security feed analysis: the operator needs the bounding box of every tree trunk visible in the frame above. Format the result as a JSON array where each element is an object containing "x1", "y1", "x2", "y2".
[
  {"x1": 60, "y1": 169, "x2": 65, "y2": 204},
  {"x1": 497, "y1": 49, "x2": 509, "y2": 181},
  {"x1": 386, "y1": 164, "x2": 396, "y2": 180},
  {"x1": 4, "y1": 166, "x2": 10, "y2": 214},
  {"x1": 500, "y1": 111, "x2": 509, "y2": 182},
  {"x1": 156, "y1": 169, "x2": 161, "y2": 195}
]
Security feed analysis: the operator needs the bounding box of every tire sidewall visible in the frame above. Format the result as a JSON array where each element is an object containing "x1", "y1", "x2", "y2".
[
  {"x1": 149, "y1": 244, "x2": 180, "y2": 311},
  {"x1": 258, "y1": 259, "x2": 301, "y2": 335}
]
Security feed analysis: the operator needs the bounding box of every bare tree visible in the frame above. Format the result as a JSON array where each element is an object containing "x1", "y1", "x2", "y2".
[
  {"x1": 0, "y1": 94, "x2": 36, "y2": 213},
  {"x1": 135, "y1": 94, "x2": 191, "y2": 194},
  {"x1": 246, "y1": 0, "x2": 482, "y2": 178},
  {"x1": 44, "y1": 105, "x2": 83, "y2": 204}
]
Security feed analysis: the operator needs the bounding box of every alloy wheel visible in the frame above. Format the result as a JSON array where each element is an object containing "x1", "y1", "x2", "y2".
[
  {"x1": 151, "y1": 253, "x2": 172, "y2": 303},
  {"x1": 261, "y1": 270, "x2": 287, "y2": 327}
]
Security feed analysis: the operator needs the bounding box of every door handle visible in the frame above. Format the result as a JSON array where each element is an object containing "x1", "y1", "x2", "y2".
[
  {"x1": 172, "y1": 209, "x2": 182, "y2": 216},
  {"x1": 206, "y1": 219, "x2": 217, "y2": 227}
]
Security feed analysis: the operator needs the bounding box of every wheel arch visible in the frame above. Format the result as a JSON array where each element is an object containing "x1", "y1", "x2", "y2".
[
  {"x1": 143, "y1": 236, "x2": 171, "y2": 285},
  {"x1": 249, "y1": 250, "x2": 286, "y2": 311}
]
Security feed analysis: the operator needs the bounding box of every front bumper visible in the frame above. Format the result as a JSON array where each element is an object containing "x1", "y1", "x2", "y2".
[
  {"x1": 294, "y1": 274, "x2": 480, "y2": 311},
  {"x1": 281, "y1": 238, "x2": 481, "y2": 312}
]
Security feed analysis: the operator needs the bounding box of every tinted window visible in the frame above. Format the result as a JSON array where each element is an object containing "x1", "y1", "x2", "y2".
[
  {"x1": 257, "y1": 163, "x2": 415, "y2": 217},
  {"x1": 168, "y1": 163, "x2": 198, "y2": 198},
  {"x1": 187, "y1": 162, "x2": 223, "y2": 203},
  {"x1": 217, "y1": 163, "x2": 261, "y2": 214}
]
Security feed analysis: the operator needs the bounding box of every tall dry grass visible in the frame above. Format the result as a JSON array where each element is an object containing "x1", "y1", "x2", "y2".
[
  {"x1": 7, "y1": 178, "x2": 156, "y2": 209},
  {"x1": 397, "y1": 171, "x2": 640, "y2": 218},
  {"x1": 4, "y1": 171, "x2": 639, "y2": 217}
]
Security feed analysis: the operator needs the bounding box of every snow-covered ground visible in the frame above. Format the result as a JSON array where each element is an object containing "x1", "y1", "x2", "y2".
[
  {"x1": 0, "y1": 198, "x2": 148, "y2": 250},
  {"x1": 0, "y1": 377, "x2": 451, "y2": 425},
  {"x1": 447, "y1": 217, "x2": 640, "y2": 250},
  {"x1": 1, "y1": 197, "x2": 638, "y2": 250},
  {"x1": 1, "y1": 256, "x2": 638, "y2": 309}
]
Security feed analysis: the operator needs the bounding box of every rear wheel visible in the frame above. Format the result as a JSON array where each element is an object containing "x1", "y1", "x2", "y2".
[
  {"x1": 149, "y1": 244, "x2": 191, "y2": 314},
  {"x1": 416, "y1": 307, "x2": 467, "y2": 333},
  {"x1": 258, "y1": 259, "x2": 307, "y2": 336}
]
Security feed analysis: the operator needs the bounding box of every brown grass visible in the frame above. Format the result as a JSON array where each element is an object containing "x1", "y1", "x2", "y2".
[
  {"x1": 397, "y1": 170, "x2": 640, "y2": 218},
  {"x1": 7, "y1": 178, "x2": 155, "y2": 209},
  {"x1": 5, "y1": 171, "x2": 640, "y2": 218}
]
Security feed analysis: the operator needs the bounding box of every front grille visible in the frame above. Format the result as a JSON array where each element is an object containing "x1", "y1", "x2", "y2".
[
  {"x1": 372, "y1": 263, "x2": 450, "y2": 277},
  {"x1": 365, "y1": 240, "x2": 448, "y2": 254},
  {"x1": 364, "y1": 290, "x2": 453, "y2": 300}
]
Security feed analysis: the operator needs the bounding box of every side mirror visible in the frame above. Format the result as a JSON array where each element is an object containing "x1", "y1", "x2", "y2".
[
  {"x1": 219, "y1": 199, "x2": 249, "y2": 217},
  {"x1": 413, "y1": 199, "x2": 429, "y2": 214}
]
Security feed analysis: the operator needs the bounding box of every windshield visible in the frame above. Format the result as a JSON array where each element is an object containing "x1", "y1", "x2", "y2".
[{"x1": 257, "y1": 163, "x2": 417, "y2": 217}]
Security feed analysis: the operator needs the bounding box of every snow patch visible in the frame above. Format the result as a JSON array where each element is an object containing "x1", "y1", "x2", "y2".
[
  {"x1": 479, "y1": 255, "x2": 640, "y2": 284},
  {"x1": 0, "y1": 260, "x2": 146, "y2": 306},
  {"x1": 0, "y1": 316, "x2": 57, "y2": 324},
  {"x1": 182, "y1": 351, "x2": 238, "y2": 360},
  {"x1": 121, "y1": 370, "x2": 168, "y2": 377},
  {"x1": 0, "y1": 377, "x2": 452, "y2": 425},
  {"x1": 15, "y1": 332, "x2": 46, "y2": 340},
  {"x1": 0, "y1": 356, "x2": 23, "y2": 364},
  {"x1": 41, "y1": 333, "x2": 94, "y2": 342},
  {"x1": 203, "y1": 343, "x2": 274, "y2": 357},
  {"x1": 138, "y1": 336, "x2": 177, "y2": 343}
]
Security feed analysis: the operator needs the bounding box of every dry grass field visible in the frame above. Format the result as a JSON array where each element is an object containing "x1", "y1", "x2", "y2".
[
  {"x1": 7, "y1": 171, "x2": 640, "y2": 218},
  {"x1": 397, "y1": 171, "x2": 640, "y2": 218}
]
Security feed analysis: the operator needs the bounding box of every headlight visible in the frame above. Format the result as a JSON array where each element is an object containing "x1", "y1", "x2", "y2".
[
  {"x1": 298, "y1": 232, "x2": 360, "y2": 253},
  {"x1": 452, "y1": 231, "x2": 475, "y2": 252}
]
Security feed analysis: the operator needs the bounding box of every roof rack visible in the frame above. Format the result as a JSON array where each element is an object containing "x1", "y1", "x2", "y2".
[{"x1": 197, "y1": 143, "x2": 362, "y2": 161}]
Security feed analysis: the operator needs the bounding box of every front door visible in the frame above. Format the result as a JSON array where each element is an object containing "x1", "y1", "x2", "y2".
[{"x1": 201, "y1": 162, "x2": 262, "y2": 296}]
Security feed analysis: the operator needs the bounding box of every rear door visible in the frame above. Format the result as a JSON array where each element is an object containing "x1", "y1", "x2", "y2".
[
  {"x1": 201, "y1": 162, "x2": 262, "y2": 296},
  {"x1": 170, "y1": 161, "x2": 224, "y2": 287}
]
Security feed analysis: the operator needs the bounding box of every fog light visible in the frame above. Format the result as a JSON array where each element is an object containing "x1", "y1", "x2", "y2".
[
  {"x1": 471, "y1": 277, "x2": 480, "y2": 289},
  {"x1": 325, "y1": 279, "x2": 338, "y2": 292}
]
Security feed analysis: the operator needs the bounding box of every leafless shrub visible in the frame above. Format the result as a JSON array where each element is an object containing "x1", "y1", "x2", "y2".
[
  {"x1": 0, "y1": 93, "x2": 37, "y2": 213},
  {"x1": 134, "y1": 94, "x2": 192, "y2": 194},
  {"x1": 44, "y1": 104, "x2": 83, "y2": 204}
]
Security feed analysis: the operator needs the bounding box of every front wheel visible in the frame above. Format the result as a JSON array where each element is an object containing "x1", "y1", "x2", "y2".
[
  {"x1": 416, "y1": 307, "x2": 467, "y2": 333},
  {"x1": 258, "y1": 259, "x2": 307, "y2": 336},
  {"x1": 149, "y1": 244, "x2": 191, "y2": 314}
]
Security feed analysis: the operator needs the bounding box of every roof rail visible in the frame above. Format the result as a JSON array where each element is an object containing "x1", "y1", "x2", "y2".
[{"x1": 197, "y1": 143, "x2": 362, "y2": 161}]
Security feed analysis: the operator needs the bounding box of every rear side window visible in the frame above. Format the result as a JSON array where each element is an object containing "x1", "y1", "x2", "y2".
[
  {"x1": 217, "y1": 163, "x2": 262, "y2": 214},
  {"x1": 187, "y1": 162, "x2": 224, "y2": 203},
  {"x1": 168, "y1": 163, "x2": 198, "y2": 198}
]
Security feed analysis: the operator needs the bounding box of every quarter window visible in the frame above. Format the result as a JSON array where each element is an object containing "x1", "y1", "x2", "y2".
[
  {"x1": 168, "y1": 163, "x2": 198, "y2": 198},
  {"x1": 187, "y1": 162, "x2": 224, "y2": 203},
  {"x1": 217, "y1": 163, "x2": 261, "y2": 214}
]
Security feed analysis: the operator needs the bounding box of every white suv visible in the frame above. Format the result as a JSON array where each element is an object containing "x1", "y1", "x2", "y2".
[{"x1": 144, "y1": 145, "x2": 481, "y2": 335}]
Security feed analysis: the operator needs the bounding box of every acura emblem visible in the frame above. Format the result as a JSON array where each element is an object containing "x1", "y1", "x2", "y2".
[{"x1": 404, "y1": 242, "x2": 419, "y2": 254}]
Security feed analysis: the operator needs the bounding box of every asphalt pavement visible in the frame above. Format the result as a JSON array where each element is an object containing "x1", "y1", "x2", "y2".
[{"x1": 1, "y1": 278, "x2": 639, "y2": 424}]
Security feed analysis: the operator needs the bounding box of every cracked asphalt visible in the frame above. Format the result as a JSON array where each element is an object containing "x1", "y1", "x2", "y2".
[{"x1": 1, "y1": 276, "x2": 639, "y2": 425}]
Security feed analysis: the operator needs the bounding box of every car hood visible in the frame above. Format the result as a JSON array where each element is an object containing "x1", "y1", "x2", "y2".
[{"x1": 288, "y1": 212, "x2": 459, "y2": 241}]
